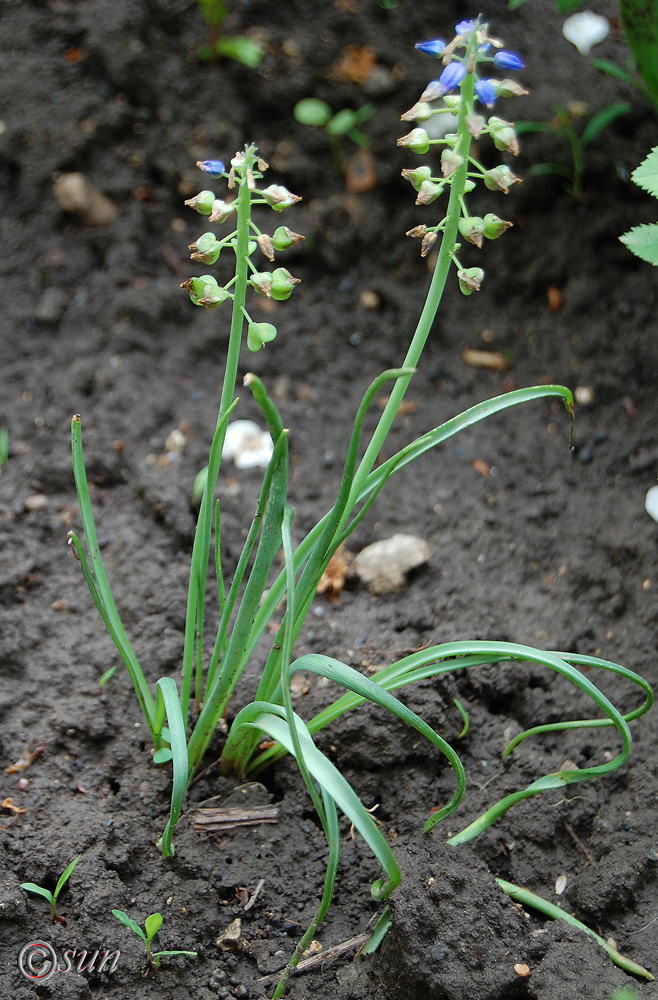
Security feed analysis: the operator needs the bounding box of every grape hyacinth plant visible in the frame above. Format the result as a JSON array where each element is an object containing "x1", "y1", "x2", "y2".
[{"x1": 68, "y1": 17, "x2": 653, "y2": 995}]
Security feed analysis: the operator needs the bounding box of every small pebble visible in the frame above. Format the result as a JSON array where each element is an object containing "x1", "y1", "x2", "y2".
[
  {"x1": 353, "y1": 533, "x2": 430, "y2": 594},
  {"x1": 223, "y1": 421, "x2": 273, "y2": 469},
  {"x1": 359, "y1": 289, "x2": 380, "y2": 310},
  {"x1": 645, "y1": 486, "x2": 658, "y2": 524},
  {"x1": 24, "y1": 493, "x2": 48, "y2": 511},
  {"x1": 574, "y1": 385, "x2": 594, "y2": 406},
  {"x1": 34, "y1": 288, "x2": 68, "y2": 324}
]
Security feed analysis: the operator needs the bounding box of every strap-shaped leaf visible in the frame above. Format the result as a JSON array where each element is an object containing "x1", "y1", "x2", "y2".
[
  {"x1": 224, "y1": 703, "x2": 400, "y2": 901},
  {"x1": 154, "y1": 678, "x2": 189, "y2": 857},
  {"x1": 497, "y1": 879, "x2": 654, "y2": 980},
  {"x1": 70, "y1": 418, "x2": 155, "y2": 727},
  {"x1": 112, "y1": 909, "x2": 147, "y2": 942}
]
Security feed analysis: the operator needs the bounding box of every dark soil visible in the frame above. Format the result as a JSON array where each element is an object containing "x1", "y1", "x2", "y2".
[{"x1": 1, "y1": 1, "x2": 657, "y2": 999}]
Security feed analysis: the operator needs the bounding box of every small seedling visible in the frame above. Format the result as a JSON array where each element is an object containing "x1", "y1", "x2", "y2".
[
  {"x1": 620, "y1": 145, "x2": 658, "y2": 265},
  {"x1": 294, "y1": 98, "x2": 376, "y2": 190},
  {"x1": 516, "y1": 101, "x2": 630, "y2": 198},
  {"x1": 195, "y1": 0, "x2": 263, "y2": 67},
  {"x1": 112, "y1": 910, "x2": 197, "y2": 969},
  {"x1": 20, "y1": 855, "x2": 81, "y2": 923},
  {"x1": 0, "y1": 427, "x2": 8, "y2": 473},
  {"x1": 99, "y1": 664, "x2": 117, "y2": 688}
]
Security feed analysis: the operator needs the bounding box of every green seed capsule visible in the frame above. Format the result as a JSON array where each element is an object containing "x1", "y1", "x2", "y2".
[
  {"x1": 183, "y1": 190, "x2": 216, "y2": 216},
  {"x1": 247, "y1": 322, "x2": 278, "y2": 352}
]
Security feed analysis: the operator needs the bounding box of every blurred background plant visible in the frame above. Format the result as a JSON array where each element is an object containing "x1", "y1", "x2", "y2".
[
  {"x1": 293, "y1": 98, "x2": 377, "y2": 192},
  {"x1": 195, "y1": 0, "x2": 264, "y2": 67},
  {"x1": 0, "y1": 427, "x2": 8, "y2": 475},
  {"x1": 515, "y1": 100, "x2": 631, "y2": 197}
]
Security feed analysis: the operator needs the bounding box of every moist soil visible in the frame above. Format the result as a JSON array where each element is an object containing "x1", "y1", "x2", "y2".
[{"x1": 1, "y1": 2, "x2": 657, "y2": 999}]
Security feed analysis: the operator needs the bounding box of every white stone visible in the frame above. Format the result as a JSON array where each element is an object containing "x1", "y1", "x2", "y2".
[
  {"x1": 353, "y1": 533, "x2": 430, "y2": 594},
  {"x1": 645, "y1": 485, "x2": 658, "y2": 523},
  {"x1": 222, "y1": 420, "x2": 273, "y2": 469},
  {"x1": 562, "y1": 12, "x2": 609, "y2": 56}
]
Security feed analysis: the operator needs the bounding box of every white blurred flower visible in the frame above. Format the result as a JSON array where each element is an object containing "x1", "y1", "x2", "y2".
[{"x1": 562, "y1": 11, "x2": 609, "y2": 56}]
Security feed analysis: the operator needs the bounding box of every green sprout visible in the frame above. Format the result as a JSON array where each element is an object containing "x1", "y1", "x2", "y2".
[
  {"x1": 112, "y1": 910, "x2": 197, "y2": 970},
  {"x1": 67, "y1": 19, "x2": 653, "y2": 996},
  {"x1": 98, "y1": 664, "x2": 117, "y2": 688},
  {"x1": 294, "y1": 97, "x2": 375, "y2": 185},
  {"x1": 620, "y1": 145, "x2": 658, "y2": 265},
  {"x1": 195, "y1": 0, "x2": 263, "y2": 67},
  {"x1": 20, "y1": 855, "x2": 81, "y2": 923},
  {"x1": 0, "y1": 427, "x2": 8, "y2": 472},
  {"x1": 516, "y1": 102, "x2": 630, "y2": 198}
]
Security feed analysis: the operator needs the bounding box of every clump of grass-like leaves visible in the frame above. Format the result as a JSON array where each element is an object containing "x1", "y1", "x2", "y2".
[{"x1": 68, "y1": 16, "x2": 653, "y2": 995}]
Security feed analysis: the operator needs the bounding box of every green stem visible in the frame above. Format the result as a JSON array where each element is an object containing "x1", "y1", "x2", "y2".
[
  {"x1": 180, "y1": 153, "x2": 254, "y2": 723},
  {"x1": 344, "y1": 71, "x2": 475, "y2": 516}
]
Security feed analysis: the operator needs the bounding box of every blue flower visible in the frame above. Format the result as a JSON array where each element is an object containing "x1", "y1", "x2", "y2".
[
  {"x1": 493, "y1": 50, "x2": 525, "y2": 71},
  {"x1": 415, "y1": 38, "x2": 446, "y2": 57},
  {"x1": 455, "y1": 19, "x2": 475, "y2": 34},
  {"x1": 438, "y1": 61, "x2": 467, "y2": 94},
  {"x1": 474, "y1": 78, "x2": 497, "y2": 107},
  {"x1": 196, "y1": 159, "x2": 226, "y2": 178}
]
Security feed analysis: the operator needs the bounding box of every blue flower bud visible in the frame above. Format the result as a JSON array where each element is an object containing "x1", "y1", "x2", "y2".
[
  {"x1": 247, "y1": 321, "x2": 277, "y2": 352},
  {"x1": 196, "y1": 159, "x2": 226, "y2": 178},
  {"x1": 455, "y1": 19, "x2": 475, "y2": 34},
  {"x1": 415, "y1": 39, "x2": 446, "y2": 57},
  {"x1": 475, "y1": 79, "x2": 497, "y2": 108},
  {"x1": 438, "y1": 61, "x2": 467, "y2": 95},
  {"x1": 493, "y1": 51, "x2": 525, "y2": 71}
]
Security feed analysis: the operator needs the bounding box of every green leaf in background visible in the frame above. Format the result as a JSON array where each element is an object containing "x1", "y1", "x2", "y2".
[
  {"x1": 216, "y1": 35, "x2": 263, "y2": 68},
  {"x1": 631, "y1": 145, "x2": 658, "y2": 197},
  {"x1": 620, "y1": 223, "x2": 658, "y2": 265},
  {"x1": 556, "y1": 0, "x2": 585, "y2": 12},
  {"x1": 294, "y1": 98, "x2": 333, "y2": 127},
  {"x1": 580, "y1": 102, "x2": 630, "y2": 147}
]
